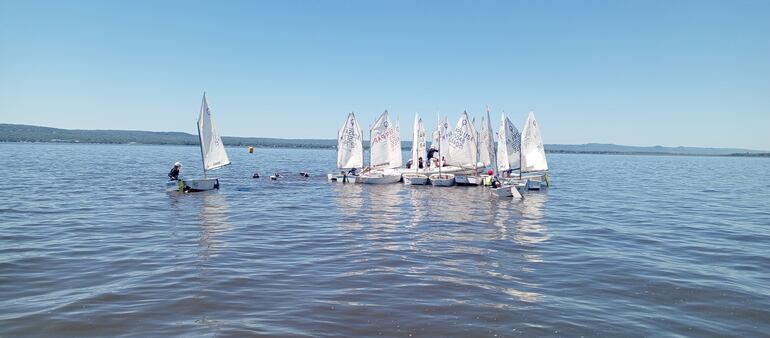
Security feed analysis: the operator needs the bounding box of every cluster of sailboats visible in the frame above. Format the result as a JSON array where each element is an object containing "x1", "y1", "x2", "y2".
[
  {"x1": 163, "y1": 93, "x2": 549, "y2": 198},
  {"x1": 327, "y1": 108, "x2": 550, "y2": 198}
]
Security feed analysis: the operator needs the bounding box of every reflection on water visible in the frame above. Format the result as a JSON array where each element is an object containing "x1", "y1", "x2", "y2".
[
  {"x1": 515, "y1": 192, "x2": 550, "y2": 247},
  {"x1": 198, "y1": 192, "x2": 231, "y2": 261},
  {"x1": 332, "y1": 183, "x2": 365, "y2": 230}
]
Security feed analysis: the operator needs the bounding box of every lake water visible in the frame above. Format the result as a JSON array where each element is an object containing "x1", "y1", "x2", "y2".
[{"x1": 1, "y1": 143, "x2": 769, "y2": 337}]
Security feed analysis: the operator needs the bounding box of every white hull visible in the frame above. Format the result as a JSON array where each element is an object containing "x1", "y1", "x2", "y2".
[
  {"x1": 166, "y1": 178, "x2": 220, "y2": 192},
  {"x1": 491, "y1": 185, "x2": 523, "y2": 199},
  {"x1": 429, "y1": 173, "x2": 455, "y2": 187},
  {"x1": 327, "y1": 173, "x2": 358, "y2": 183},
  {"x1": 455, "y1": 175, "x2": 482, "y2": 186},
  {"x1": 402, "y1": 173, "x2": 429, "y2": 185},
  {"x1": 358, "y1": 173, "x2": 402, "y2": 184},
  {"x1": 396, "y1": 163, "x2": 483, "y2": 176}
]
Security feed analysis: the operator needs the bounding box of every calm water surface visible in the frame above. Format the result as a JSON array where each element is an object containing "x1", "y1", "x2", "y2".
[{"x1": 1, "y1": 143, "x2": 769, "y2": 337}]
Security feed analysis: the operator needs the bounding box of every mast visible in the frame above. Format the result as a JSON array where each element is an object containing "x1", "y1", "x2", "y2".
[
  {"x1": 437, "y1": 112, "x2": 442, "y2": 177},
  {"x1": 198, "y1": 93, "x2": 208, "y2": 179},
  {"x1": 487, "y1": 106, "x2": 498, "y2": 179}
]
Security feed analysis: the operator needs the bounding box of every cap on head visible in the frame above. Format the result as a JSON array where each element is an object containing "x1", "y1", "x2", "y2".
[
  {"x1": 174, "y1": 162, "x2": 182, "y2": 167},
  {"x1": 487, "y1": 169, "x2": 494, "y2": 175}
]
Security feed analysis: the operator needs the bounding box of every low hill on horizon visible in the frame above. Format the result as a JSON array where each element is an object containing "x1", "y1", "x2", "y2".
[{"x1": 1, "y1": 123, "x2": 768, "y2": 156}]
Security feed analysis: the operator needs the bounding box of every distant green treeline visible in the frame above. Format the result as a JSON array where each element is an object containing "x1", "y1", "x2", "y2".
[{"x1": 1, "y1": 123, "x2": 768, "y2": 157}]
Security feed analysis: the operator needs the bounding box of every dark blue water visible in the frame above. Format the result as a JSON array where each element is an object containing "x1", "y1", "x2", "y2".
[{"x1": 1, "y1": 143, "x2": 769, "y2": 337}]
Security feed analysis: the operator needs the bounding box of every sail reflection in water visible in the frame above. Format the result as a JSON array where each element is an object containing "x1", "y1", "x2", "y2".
[{"x1": 198, "y1": 192, "x2": 231, "y2": 261}]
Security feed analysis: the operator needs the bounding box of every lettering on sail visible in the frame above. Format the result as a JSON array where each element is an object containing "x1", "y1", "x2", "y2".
[
  {"x1": 340, "y1": 122, "x2": 360, "y2": 153},
  {"x1": 449, "y1": 121, "x2": 473, "y2": 150}
]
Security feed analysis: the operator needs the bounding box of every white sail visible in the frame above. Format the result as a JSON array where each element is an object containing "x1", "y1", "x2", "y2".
[
  {"x1": 197, "y1": 93, "x2": 230, "y2": 172},
  {"x1": 485, "y1": 110, "x2": 498, "y2": 173},
  {"x1": 479, "y1": 115, "x2": 492, "y2": 167},
  {"x1": 337, "y1": 112, "x2": 364, "y2": 169},
  {"x1": 496, "y1": 113, "x2": 520, "y2": 172},
  {"x1": 369, "y1": 110, "x2": 402, "y2": 169},
  {"x1": 411, "y1": 113, "x2": 427, "y2": 169},
  {"x1": 446, "y1": 111, "x2": 478, "y2": 167},
  {"x1": 521, "y1": 111, "x2": 548, "y2": 172}
]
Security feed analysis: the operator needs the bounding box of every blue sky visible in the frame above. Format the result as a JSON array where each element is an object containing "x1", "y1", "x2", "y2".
[{"x1": 1, "y1": 0, "x2": 769, "y2": 149}]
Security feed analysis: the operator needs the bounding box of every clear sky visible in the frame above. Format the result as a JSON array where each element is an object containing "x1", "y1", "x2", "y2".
[{"x1": 1, "y1": 0, "x2": 768, "y2": 149}]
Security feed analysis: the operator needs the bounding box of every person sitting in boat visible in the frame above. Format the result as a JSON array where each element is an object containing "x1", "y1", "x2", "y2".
[
  {"x1": 492, "y1": 176, "x2": 503, "y2": 188},
  {"x1": 406, "y1": 159, "x2": 413, "y2": 169},
  {"x1": 418, "y1": 157, "x2": 424, "y2": 169},
  {"x1": 441, "y1": 156, "x2": 448, "y2": 167},
  {"x1": 347, "y1": 167, "x2": 358, "y2": 176},
  {"x1": 168, "y1": 162, "x2": 182, "y2": 180}
]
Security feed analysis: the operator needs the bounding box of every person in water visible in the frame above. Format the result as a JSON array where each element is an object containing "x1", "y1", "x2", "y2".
[{"x1": 168, "y1": 162, "x2": 182, "y2": 180}]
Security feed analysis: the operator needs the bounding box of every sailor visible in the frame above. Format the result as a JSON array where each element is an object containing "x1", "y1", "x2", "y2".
[
  {"x1": 347, "y1": 167, "x2": 358, "y2": 176},
  {"x1": 484, "y1": 169, "x2": 494, "y2": 186},
  {"x1": 492, "y1": 176, "x2": 502, "y2": 188},
  {"x1": 406, "y1": 159, "x2": 413, "y2": 169},
  {"x1": 417, "y1": 157, "x2": 424, "y2": 169},
  {"x1": 168, "y1": 162, "x2": 182, "y2": 180},
  {"x1": 427, "y1": 146, "x2": 438, "y2": 163}
]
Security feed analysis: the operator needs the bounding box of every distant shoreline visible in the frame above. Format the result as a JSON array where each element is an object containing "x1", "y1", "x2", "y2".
[
  {"x1": 1, "y1": 123, "x2": 768, "y2": 158},
  {"x1": 3, "y1": 140, "x2": 768, "y2": 158}
]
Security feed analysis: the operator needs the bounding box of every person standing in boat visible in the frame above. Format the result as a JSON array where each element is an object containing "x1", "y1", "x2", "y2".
[
  {"x1": 168, "y1": 162, "x2": 182, "y2": 180},
  {"x1": 418, "y1": 157, "x2": 424, "y2": 169},
  {"x1": 427, "y1": 146, "x2": 439, "y2": 168}
]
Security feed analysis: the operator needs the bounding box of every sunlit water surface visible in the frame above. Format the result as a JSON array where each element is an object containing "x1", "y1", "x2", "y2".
[{"x1": 1, "y1": 143, "x2": 769, "y2": 337}]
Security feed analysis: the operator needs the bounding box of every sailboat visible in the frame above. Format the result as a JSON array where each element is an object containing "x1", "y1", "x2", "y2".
[
  {"x1": 520, "y1": 111, "x2": 549, "y2": 190},
  {"x1": 358, "y1": 110, "x2": 403, "y2": 184},
  {"x1": 450, "y1": 111, "x2": 482, "y2": 186},
  {"x1": 327, "y1": 112, "x2": 364, "y2": 183},
  {"x1": 402, "y1": 113, "x2": 429, "y2": 185},
  {"x1": 429, "y1": 115, "x2": 455, "y2": 186},
  {"x1": 487, "y1": 109, "x2": 522, "y2": 198},
  {"x1": 166, "y1": 93, "x2": 231, "y2": 192}
]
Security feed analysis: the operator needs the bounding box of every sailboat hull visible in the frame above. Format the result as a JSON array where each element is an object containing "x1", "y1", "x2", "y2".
[
  {"x1": 429, "y1": 173, "x2": 455, "y2": 187},
  {"x1": 358, "y1": 173, "x2": 402, "y2": 184},
  {"x1": 455, "y1": 175, "x2": 482, "y2": 186},
  {"x1": 180, "y1": 178, "x2": 219, "y2": 192},
  {"x1": 402, "y1": 173, "x2": 429, "y2": 185},
  {"x1": 491, "y1": 185, "x2": 523, "y2": 198},
  {"x1": 327, "y1": 173, "x2": 358, "y2": 183}
]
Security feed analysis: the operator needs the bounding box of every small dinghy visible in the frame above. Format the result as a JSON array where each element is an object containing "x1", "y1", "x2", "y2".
[
  {"x1": 402, "y1": 173, "x2": 429, "y2": 185},
  {"x1": 520, "y1": 112, "x2": 550, "y2": 189},
  {"x1": 429, "y1": 173, "x2": 455, "y2": 187},
  {"x1": 328, "y1": 112, "x2": 364, "y2": 184},
  {"x1": 167, "y1": 93, "x2": 230, "y2": 192},
  {"x1": 359, "y1": 111, "x2": 403, "y2": 184}
]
